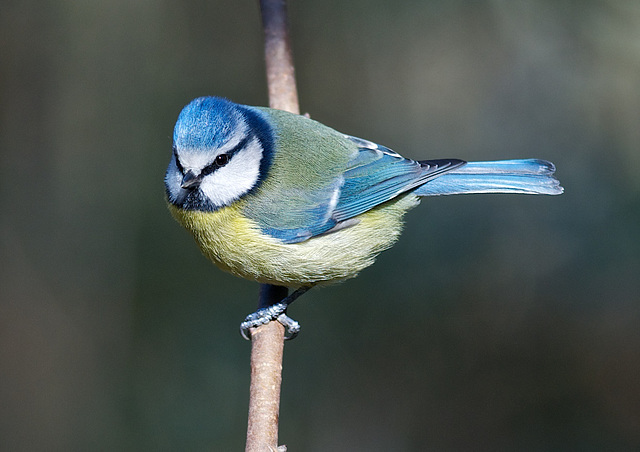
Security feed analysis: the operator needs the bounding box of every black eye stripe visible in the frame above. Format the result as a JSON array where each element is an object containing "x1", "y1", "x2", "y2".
[{"x1": 200, "y1": 133, "x2": 253, "y2": 177}]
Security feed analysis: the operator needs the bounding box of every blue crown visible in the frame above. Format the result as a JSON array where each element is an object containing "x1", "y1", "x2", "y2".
[{"x1": 173, "y1": 97, "x2": 241, "y2": 152}]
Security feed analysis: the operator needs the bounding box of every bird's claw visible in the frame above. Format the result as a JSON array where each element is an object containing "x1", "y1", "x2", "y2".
[{"x1": 276, "y1": 313, "x2": 300, "y2": 340}]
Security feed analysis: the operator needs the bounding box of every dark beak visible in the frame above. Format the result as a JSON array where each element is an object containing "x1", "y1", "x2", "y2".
[{"x1": 181, "y1": 170, "x2": 202, "y2": 189}]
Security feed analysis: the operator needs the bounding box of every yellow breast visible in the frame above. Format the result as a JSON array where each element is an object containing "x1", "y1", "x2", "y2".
[{"x1": 168, "y1": 194, "x2": 420, "y2": 287}]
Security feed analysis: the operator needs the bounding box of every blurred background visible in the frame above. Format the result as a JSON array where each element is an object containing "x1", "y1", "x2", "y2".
[{"x1": 2, "y1": 0, "x2": 639, "y2": 450}]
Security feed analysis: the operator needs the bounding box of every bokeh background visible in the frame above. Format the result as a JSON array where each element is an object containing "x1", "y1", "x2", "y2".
[{"x1": 2, "y1": 0, "x2": 639, "y2": 450}]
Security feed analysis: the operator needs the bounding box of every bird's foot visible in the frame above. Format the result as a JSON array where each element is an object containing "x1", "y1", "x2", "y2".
[
  {"x1": 240, "y1": 286, "x2": 311, "y2": 341},
  {"x1": 240, "y1": 302, "x2": 300, "y2": 340}
]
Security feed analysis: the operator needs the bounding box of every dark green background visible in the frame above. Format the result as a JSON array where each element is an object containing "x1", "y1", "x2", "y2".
[{"x1": 2, "y1": 1, "x2": 639, "y2": 450}]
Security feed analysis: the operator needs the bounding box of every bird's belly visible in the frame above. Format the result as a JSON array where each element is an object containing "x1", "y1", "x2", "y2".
[{"x1": 168, "y1": 194, "x2": 419, "y2": 287}]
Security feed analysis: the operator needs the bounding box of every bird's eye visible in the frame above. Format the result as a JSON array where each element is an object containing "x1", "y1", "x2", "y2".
[{"x1": 215, "y1": 154, "x2": 230, "y2": 166}]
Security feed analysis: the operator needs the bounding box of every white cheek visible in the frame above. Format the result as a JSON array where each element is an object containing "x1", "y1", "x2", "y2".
[{"x1": 199, "y1": 139, "x2": 263, "y2": 207}]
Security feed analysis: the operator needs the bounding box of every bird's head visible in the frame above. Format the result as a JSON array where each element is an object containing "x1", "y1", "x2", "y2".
[{"x1": 165, "y1": 97, "x2": 273, "y2": 211}]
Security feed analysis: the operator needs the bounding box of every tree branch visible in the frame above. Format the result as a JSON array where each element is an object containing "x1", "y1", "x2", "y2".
[{"x1": 245, "y1": 1, "x2": 299, "y2": 451}]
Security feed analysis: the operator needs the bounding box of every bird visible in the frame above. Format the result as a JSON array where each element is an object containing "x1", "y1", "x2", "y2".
[{"x1": 165, "y1": 96, "x2": 563, "y2": 339}]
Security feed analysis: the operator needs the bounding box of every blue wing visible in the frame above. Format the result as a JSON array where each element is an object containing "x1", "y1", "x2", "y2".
[
  {"x1": 252, "y1": 134, "x2": 464, "y2": 244},
  {"x1": 333, "y1": 136, "x2": 464, "y2": 221}
]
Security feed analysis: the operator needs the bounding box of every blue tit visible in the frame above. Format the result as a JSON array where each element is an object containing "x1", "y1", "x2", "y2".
[{"x1": 165, "y1": 96, "x2": 562, "y2": 338}]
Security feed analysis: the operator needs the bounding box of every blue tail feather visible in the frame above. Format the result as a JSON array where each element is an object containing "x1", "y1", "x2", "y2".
[{"x1": 413, "y1": 159, "x2": 563, "y2": 196}]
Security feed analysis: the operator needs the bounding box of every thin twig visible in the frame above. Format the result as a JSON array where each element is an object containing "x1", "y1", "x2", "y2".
[
  {"x1": 245, "y1": 1, "x2": 299, "y2": 451},
  {"x1": 246, "y1": 286, "x2": 288, "y2": 452},
  {"x1": 261, "y1": 0, "x2": 300, "y2": 114}
]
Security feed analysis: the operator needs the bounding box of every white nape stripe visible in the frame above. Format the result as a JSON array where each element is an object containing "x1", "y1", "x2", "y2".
[
  {"x1": 216, "y1": 119, "x2": 250, "y2": 154},
  {"x1": 178, "y1": 119, "x2": 250, "y2": 172}
]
